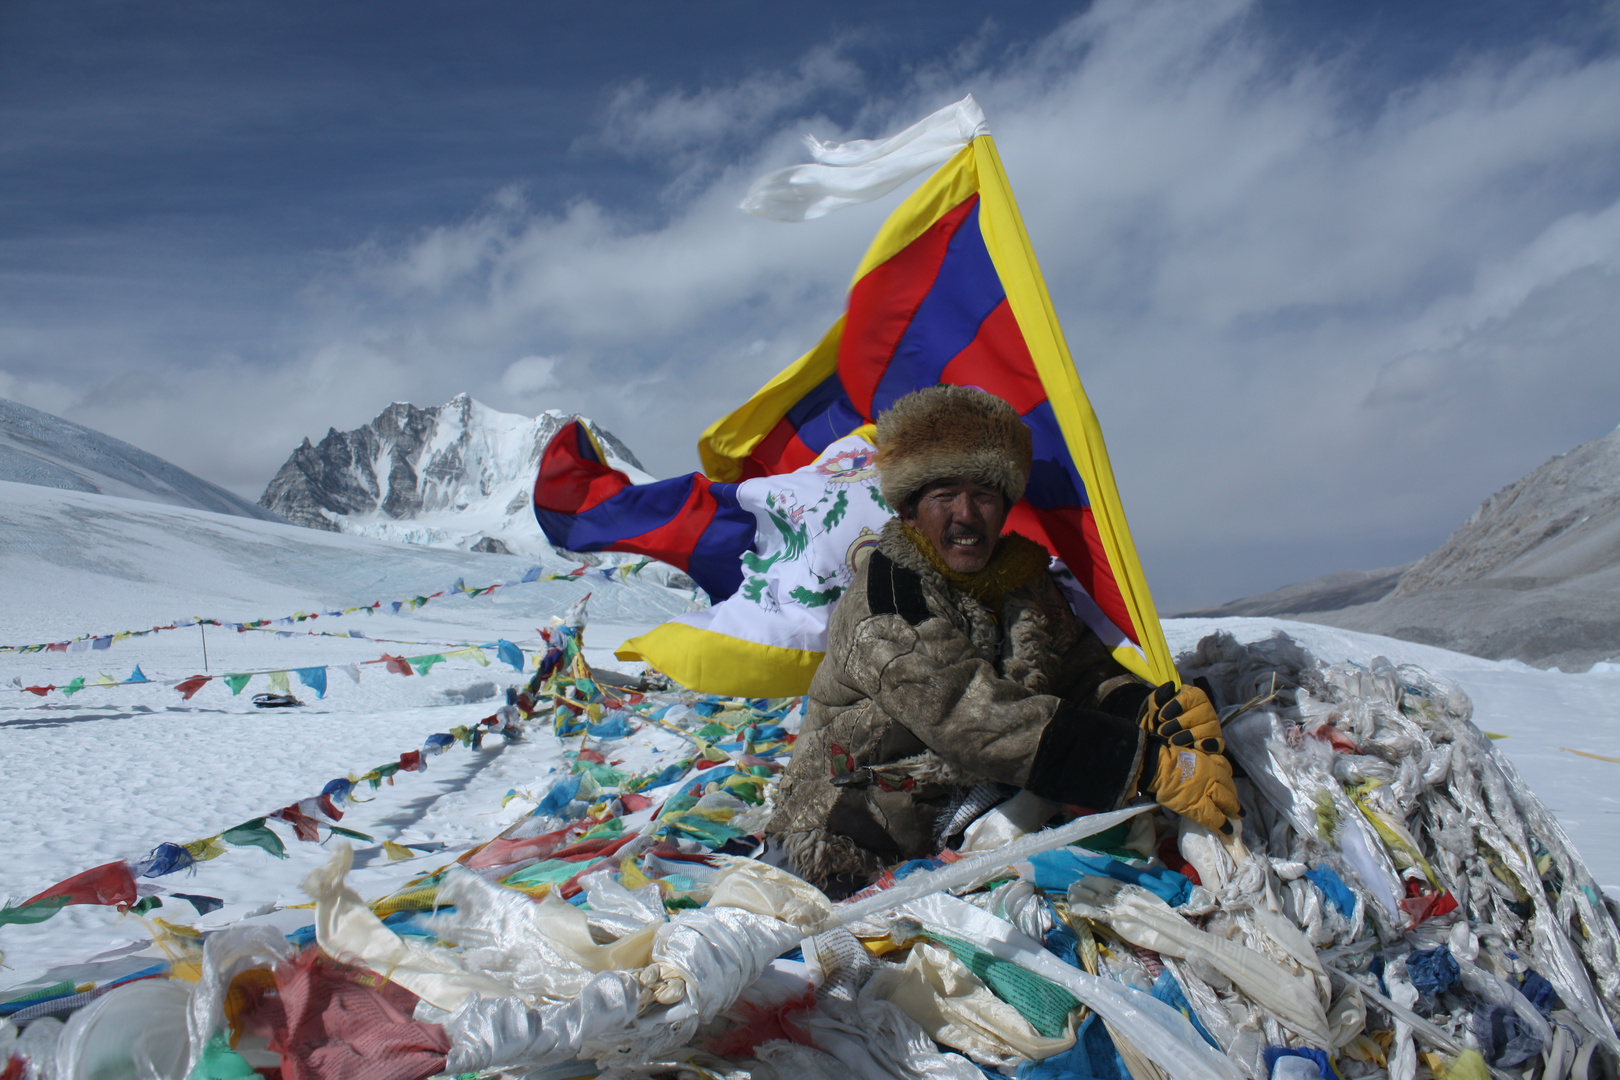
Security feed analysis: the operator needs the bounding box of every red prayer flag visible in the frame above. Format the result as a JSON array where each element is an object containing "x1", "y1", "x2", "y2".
[
  {"x1": 271, "y1": 804, "x2": 322, "y2": 843},
  {"x1": 24, "y1": 685, "x2": 53, "y2": 696},
  {"x1": 24, "y1": 860, "x2": 137, "y2": 909},
  {"x1": 398, "y1": 750, "x2": 423, "y2": 773},
  {"x1": 460, "y1": 824, "x2": 575, "y2": 871},
  {"x1": 175, "y1": 675, "x2": 211, "y2": 700},
  {"x1": 261, "y1": 950, "x2": 450, "y2": 1080},
  {"x1": 381, "y1": 654, "x2": 412, "y2": 676}
]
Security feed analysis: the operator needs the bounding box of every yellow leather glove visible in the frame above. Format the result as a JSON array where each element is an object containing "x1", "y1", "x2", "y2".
[
  {"x1": 1140, "y1": 682, "x2": 1224, "y2": 755},
  {"x1": 1144, "y1": 741, "x2": 1242, "y2": 834}
]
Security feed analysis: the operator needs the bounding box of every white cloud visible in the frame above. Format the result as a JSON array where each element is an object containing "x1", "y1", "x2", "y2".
[
  {"x1": 595, "y1": 44, "x2": 865, "y2": 161},
  {"x1": 0, "y1": 370, "x2": 77, "y2": 420},
  {"x1": 499, "y1": 354, "x2": 559, "y2": 398}
]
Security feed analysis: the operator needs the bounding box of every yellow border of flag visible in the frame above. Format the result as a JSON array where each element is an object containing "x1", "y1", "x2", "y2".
[
  {"x1": 971, "y1": 135, "x2": 1174, "y2": 685},
  {"x1": 617, "y1": 624, "x2": 825, "y2": 699}
]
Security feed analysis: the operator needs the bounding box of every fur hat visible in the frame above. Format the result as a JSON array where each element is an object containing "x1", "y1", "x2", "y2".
[{"x1": 874, "y1": 386, "x2": 1032, "y2": 511}]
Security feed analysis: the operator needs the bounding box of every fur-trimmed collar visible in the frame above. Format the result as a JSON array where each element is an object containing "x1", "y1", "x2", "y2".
[{"x1": 878, "y1": 517, "x2": 1050, "y2": 608}]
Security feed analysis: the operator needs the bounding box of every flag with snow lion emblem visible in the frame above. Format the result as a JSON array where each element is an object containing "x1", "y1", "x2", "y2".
[{"x1": 535, "y1": 98, "x2": 1174, "y2": 694}]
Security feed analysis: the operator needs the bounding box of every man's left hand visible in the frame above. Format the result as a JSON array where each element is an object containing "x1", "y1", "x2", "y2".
[{"x1": 1140, "y1": 682, "x2": 1223, "y2": 755}]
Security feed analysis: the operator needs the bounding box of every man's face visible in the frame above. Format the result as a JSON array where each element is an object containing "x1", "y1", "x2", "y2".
[{"x1": 902, "y1": 477, "x2": 1009, "y2": 575}]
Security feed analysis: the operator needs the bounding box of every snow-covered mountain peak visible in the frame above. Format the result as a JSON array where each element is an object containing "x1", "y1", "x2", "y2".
[{"x1": 259, "y1": 395, "x2": 647, "y2": 557}]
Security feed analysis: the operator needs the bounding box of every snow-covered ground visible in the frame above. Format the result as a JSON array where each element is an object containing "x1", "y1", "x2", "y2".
[
  {"x1": 0, "y1": 480, "x2": 692, "y2": 987},
  {"x1": 3, "y1": 480, "x2": 1617, "y2": 995}
]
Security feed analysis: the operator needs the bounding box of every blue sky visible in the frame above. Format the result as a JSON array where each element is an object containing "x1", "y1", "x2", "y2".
[{"x1": 4, "y1": 0, "x2": 1619, "y2": 610}]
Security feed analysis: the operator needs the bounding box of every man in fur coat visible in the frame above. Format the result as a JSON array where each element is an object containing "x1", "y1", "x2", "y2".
[{"x1": 765, "y1": 386, "x2": 1240, "y2": 894}]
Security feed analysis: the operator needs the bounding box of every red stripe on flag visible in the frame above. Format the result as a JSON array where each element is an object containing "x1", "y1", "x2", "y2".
[
  {"x1": 1005, "y1": 504, "x2": 1138, "y2": 644},
  {"x1": 839, "y1": 196, "x2": 980, "y2": 418},
  {"x1": 535, "y1": 421, "x2": 632, "y2": 515},
  {"x1": 937, "y1": 300, "x2": 1046, "y2": 413},
  {"x1": 747, "y1": 417, "x2": 821, "y2": 477},
  {"x1": 748, "y1": 417, "x2": 798, "y2": 476},
  {"x1": 609, "y1": 475, "x2": 720, "y2": 572}
]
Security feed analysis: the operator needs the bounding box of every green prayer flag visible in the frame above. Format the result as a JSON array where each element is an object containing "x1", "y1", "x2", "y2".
[
  {"x1": 408, "y1": 653, "x2": 445, "y2": 676},
  {"x1": 224, "y1": 673, "x2": 252, "y2": 695},
  {"x1": 191, "y1": 1033, "x2": 261, "y2": 1079},
  {"x1": 60, "y1": 676, "x2": 85, "y2": 697},
  {"x1": 501, "y1": 856, "x2": 604, "y2": 888},
  {"x1": 580, "y1": 817, "x2": 625, "y2": 841},
  {"x1": 926, "y1": 932, "x2": 1080, "y2": 1037},
  {"x1": 0, "y1": 896, "x2": 71, "y2": 926},
  {"x1": 131, "y1": 895, "x2": 162, "y2": 915},
  {"x1": 328, "y1": 826, "x2": 374, "y2": 843},
  {"x1": 1, "y1": 979, "x2": 74, "y2": 1006},
  {"x1": 572, "y1": 760, "x2": 628, "y2": 786},
  {"x1": 664, "y1": 815, "x2": 744, "y2": 847},
  {"x1": 221, "y1": 817, "x2": 287, "y2": 859}
]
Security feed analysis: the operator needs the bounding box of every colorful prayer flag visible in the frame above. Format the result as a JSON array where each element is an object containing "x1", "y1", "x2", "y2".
[
  {"x1": 23, "y1": 860, "x2": 137, "y2": 909},
  {"x1": 175, "y1": 675, "x2": 211, "y2": 700},
  {"x1": 408, "y1": 654, "x2": 444, "y2": 676},
  {"x1": 295, "y1": 666, "x2": 327, "y2": 699},
  {"x1": 222, "y1": 817, "x2": 287, "y2": 859}
]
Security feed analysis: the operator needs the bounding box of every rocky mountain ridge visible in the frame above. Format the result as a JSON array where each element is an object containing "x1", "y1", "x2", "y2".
[
  {"x1": 1182, "y1": 424, "x2": 1620, "y2": 671},
  {"x1": 259, "y1": 394, "x2": 647, "y2": 558}
]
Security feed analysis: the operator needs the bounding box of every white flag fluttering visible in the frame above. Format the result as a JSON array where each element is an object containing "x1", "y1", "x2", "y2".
[{"x1": 740, "y1": 94, "x2": 989, "y2": 222}]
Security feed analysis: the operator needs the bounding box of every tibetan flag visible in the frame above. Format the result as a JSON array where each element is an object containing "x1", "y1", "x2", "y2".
[{"x1": 535, "y1": 97, "x2": 1174, "y2": 693}]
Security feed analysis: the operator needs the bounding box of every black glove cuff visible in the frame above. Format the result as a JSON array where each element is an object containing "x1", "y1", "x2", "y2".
[
  {"x1": 1098, "y1": 681, "x2": 1153, "y2": 722},
  {"x1": 1026, "y1": 702, "x2": 1147, "y2": 811}
]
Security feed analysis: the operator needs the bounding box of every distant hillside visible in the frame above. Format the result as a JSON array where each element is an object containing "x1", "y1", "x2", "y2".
[
  {"x1": 0, "y1": 397, "x2": 281, "y2": 521},
  {"x1": 1179, "y1": 425, "x2": 1620, "y2": 671},
  {"x1": 1177, "y1": 565, "x2": 1411, "y2": 620}
]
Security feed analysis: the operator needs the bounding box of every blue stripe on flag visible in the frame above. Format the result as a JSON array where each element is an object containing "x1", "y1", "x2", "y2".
[
  {"x1": 574, "y1": 423, "x2": 605, "y2": 464},
  {"x1": 533, "y1": 474, "x2": 697, "y2": 552},
  {"x1": 1022, "y1": 401, "x2": 1090, "y2": 509},
  {"x1": 685, "y1": 481, "x2": 756, "y2": 600},
  {"x1": 785, "y1": 373, "x2": 865, "y2": 455},
  {"x1": 871, "y1": 202, "x2": 1005, "y2": 416}
]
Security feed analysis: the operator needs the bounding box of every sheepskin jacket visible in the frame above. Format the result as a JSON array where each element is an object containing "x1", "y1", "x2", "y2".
[{"x1": 765, "y1": 518, "x2": 1150, "y2": 887}]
